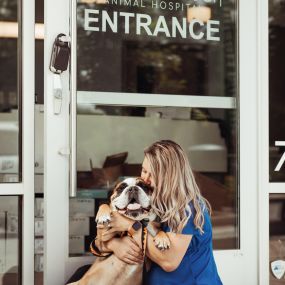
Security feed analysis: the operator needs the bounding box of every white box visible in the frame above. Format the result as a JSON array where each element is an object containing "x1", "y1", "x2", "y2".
[
  {"x1": 69, "y1": 199, "x2": 95, "y2": 217},
  {"x1": 69, "y1": 216, "x2": 89, "y2": 236},
  {"x1": 145, "y1": 107, "x2": 191, "y2": 120},
  {"x1": 35, "y1": 254, "x2": 44, "y2": 272},
  {"x1": 35, "y1": 174, "x2": 44, "y2": 193},
  {"x1": 35, "y1": 198, "x2": 44, "y2": 217},
  {"x1": 0, "y1": 197, "x2": 18, "y2": 213},
  {"x1": 2, "y1": 174, "x2": 18, "y2": 182},
  {"x1": 69, "y1": 236, "x2": 85, "y2": 254},
  {"x1": 35, "y1": 218, "x2": 44, "y2": 236},
  {"x1": 0, "y1": 155, "x2": 18, "y2": 174},
  {"x1": 7, "y1": 213, "x2": 18, "y2": 234},
  {"x1": 35, "y1": 238, "x2": 44, "y2": 254},
  {"x1": 5, "y1": 237, "x2": 18, "y2": 273}
]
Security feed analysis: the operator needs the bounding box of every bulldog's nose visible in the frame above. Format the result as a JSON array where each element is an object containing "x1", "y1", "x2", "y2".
[
  {"x1": 129, "y1": 186, "x2": 138, "y2": 193},
  {"x1": 128, "y1": 187, "x2": 138, "y2": 199}
]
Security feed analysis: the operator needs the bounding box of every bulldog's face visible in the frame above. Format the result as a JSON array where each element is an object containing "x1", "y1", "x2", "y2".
[{"x1": 110, "y1": 177, "x2": 156, "y2": 221}]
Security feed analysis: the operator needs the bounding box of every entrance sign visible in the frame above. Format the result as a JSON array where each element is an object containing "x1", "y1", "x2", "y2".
[
  {"x1": 77, "y1": 0, "x2": 236, "y2": 95},
  {"x1": 84, "y1": 9, "x2": 220, "y2": 41}
]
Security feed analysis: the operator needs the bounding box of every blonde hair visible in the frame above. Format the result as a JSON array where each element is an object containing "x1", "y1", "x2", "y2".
[{"x1": 144, "y1": 140, "x2": 211, "y2": 234}]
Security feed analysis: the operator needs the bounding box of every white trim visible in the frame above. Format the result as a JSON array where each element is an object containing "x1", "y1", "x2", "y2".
[
  {"x1": 44, "y1": 0, "x2": 70, "y2": 282},
  {"x1": 22, "y1": 0, "x2": 35, "y2": 282},
  {"x1": 0, "y1": 0, "x2": 35, "y2": 283},
  {"x1": 77, "y1": 91, "x2": 236, "y2": 109},
  {"x1": 0, "y1": 184, "x2": 24, "y2": 195},
  {"x1": 234, "y1": 0, "x2": 259, "y2": 284},
  {"x1": 269, "y1": 184, "x2": 285, "y2": 194},
  {"x1": 257, "y1": 0, "x2": 269, "y2": 283}
]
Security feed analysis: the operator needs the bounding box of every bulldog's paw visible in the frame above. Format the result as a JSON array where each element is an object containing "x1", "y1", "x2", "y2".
[
  {"x1": 96, "y1": 214, "x2": 111, "y2": 225},
  {"x1": 153, "y1": 231, "x2": 170, "y2": 251},
  {"x1": 95, "y1": 204, "x2": 111, "y2": 225}
]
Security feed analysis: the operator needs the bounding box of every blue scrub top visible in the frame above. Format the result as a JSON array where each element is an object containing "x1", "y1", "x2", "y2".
[{"x1": 146, "y1": 203, "x2": 223, "y2": 285}]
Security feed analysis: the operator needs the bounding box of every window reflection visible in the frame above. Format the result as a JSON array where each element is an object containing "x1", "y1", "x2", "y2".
[
  {"x1": 0, "y1": 0, "x2": 20, "y2": 183},
  {"x1": 77, "y1": 0, "x2": 237, "y2": 97},
  {"x1": 72, "y1": 105, "x2": 238, "y2": 256},
  {"x1": 0, "y1": 196, "x2": 20, "y2": 285},
  {"x1": 269, "y1": 1, "x2": 285, "y2": 182}
]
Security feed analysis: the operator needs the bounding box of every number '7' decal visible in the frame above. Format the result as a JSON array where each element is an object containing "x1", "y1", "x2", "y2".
[{"x1": 274, "y1": 141, "x2": 285, "y2": 172}]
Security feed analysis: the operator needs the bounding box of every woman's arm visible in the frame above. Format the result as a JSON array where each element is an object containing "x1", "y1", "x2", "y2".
[
  {"x1": 101, "y1": 211, "x2": 192, "y2": 271},
  {"x1": 95, "y1": 225, "x2": 144, "y2": 264},
  {"x1": 146, "y1": 232, "x2": 192, "y2": 272}
]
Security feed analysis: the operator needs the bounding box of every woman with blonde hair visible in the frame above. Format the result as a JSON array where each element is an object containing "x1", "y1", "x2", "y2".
[{"x1": 98, "y1": 140, "x2": 223, "y2": 285}]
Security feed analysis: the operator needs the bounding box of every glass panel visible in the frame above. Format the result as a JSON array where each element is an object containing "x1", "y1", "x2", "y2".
[
  {"x1": 0, "y1": 0, "x2": 21, "y2": 183},
  {"x1": 77, "y1": 0, "x2": 237, "y2": 97},
  {"x1": 35, "y1": 195, "x2": 44, "y2": 282},
  {"x1": 269, "y1": 194, "x2": 285, "y2": 284},
  {"x1": 34, "y1": 0, "x2": 44, "y2": 280},
  {"x1": 70, "y1": 105, "x2": 238, "y2": 256},
  {"x1": 0, "y1": 196, "x2": 20, "y2": 284},
  {"x1": 269, "y1": 1, "x2": 285, "y2": 182}
]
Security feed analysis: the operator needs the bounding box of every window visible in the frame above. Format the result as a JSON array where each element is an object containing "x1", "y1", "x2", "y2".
[
  {"x1": 71, "y1": 0, "x2": 239, "y2": 255},
  {"x1": 0, "y1": 0, "x2": 21, "y2": 183},
  {"x1": 269, "y1": 1, "x2": 285, "y2": 182},
  {"x1": 0, "y1": 196, "x2": 20, "y2": 284}
]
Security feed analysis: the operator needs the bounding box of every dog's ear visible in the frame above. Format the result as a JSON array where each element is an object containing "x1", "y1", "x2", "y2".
[
  {"x1": 136, "y1": 177, "x2": 144, "y2": 183},
  {"x1": 109, "y1": 181, "x2": 128, "y2": 201},
  {"x1": 136, "y1": 178, "x2": 153, "y2": 195}
]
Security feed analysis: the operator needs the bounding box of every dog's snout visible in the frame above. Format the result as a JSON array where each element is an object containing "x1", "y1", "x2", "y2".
[
  {"x1": 127, "y1": 186, "x2": 139, "y2": 200},
  {"x1": 127, "y1": 186, "x2": 138, "y2": 193}
]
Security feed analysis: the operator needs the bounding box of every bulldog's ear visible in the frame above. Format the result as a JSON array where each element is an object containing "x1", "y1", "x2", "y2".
[
  {"x1": 145, "y1": 184, "x2": 154, "y2": 195},
  {"x1": 136, "y1": 178, "x2": 153, "y2": 194},
  {"x1": 109, "y1": 181, "x2": 128, "y2": 201},
  {"x1": 136, "y1": 177, "x2": 144, "y2": 183}
]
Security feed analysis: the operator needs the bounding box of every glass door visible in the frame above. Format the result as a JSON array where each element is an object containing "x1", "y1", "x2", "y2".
[
  {"x1": 45, "y1": 0, "x2": 259, "y2": 284},
  {"x1": 0, "y1": 0, "x2": 35, "y2": 284}
]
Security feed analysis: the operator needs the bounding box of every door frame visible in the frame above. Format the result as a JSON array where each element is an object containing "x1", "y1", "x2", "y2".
[
  {"x1": 44, "y1": 0, "x2": 264, "y2": 284},
  {"x1": 0, "y1": 0, "x2": 35, "y2": 283}
]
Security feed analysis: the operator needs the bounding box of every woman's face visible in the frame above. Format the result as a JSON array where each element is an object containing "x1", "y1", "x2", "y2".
[{"x1": 141, "y1": 157, "x2": 154, "y2": 188}]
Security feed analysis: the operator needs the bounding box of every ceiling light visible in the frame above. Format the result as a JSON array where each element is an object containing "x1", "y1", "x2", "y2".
[
  {"x1": 0, "y1": 21, "x2": 18, "y2": 38},
  {"x1": 35, "y1": 23, "x2": 44, "y2": 40},
  {"x1": 0, "y1": 21, "x2": 44, "y2": 39}
]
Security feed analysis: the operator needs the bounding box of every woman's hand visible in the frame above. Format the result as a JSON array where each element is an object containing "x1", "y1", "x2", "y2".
[
  {"x1": 107, "y1": 236, "x2": 144, "y2": 265},
  {"x1": 96, "y1": 225, "x2": 117, "y2": 242},
  {"x1": 103, "y1": 211, "x2": 133, "y2": 236}
]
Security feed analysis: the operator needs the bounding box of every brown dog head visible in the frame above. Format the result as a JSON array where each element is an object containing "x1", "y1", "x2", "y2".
[{"x1": 110, "y1": 177, "x2": 156, "y2": 221}]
